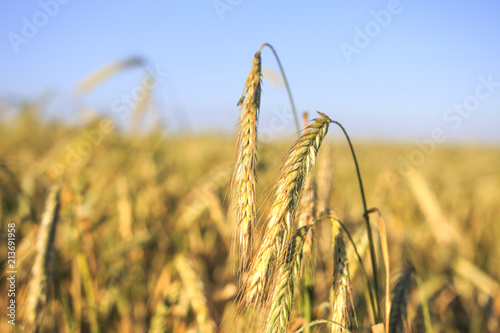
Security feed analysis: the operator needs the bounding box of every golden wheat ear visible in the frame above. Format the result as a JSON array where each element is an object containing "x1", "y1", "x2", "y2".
[
  {"x1": 298, "y1": 110, "x2": 318, "y2": 283},
  {"x1": 23, "y1": 184, "x2": 61, "y2": 331},
  {"x1": 175, "y1": 255, "x2": 217, "y2": 332},
  {"x1": 75, "y1": 57, "x2": 145, "y2": 95},
  {"x1": 243, "y1": 112, "x2": 332, "y2": 306},
  {"x1": 331, "y1": 227, "x2": 355, "y2": 333},
  {"x1": 264, "y1": 225, "x2": 313, "y2": 333},
  {"x1": 231, "y1": 50, "x2": 262, "y2": 273}
]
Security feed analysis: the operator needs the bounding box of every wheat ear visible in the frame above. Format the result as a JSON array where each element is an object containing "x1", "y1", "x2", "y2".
[
  {"x1": 23, "y1": 184, "x2": 61, "y2": 331},
  {"x1": 264, "y1": 225, "x2": 312, "y2": 333},
  {"x1": 297, "y1": 112, "x2": 318, "y2": 288},
  {"x1": 331, "y1": 228, "x2": 355, "y2": 333},
  {"x1": 243, "y1": 112, "x2": 331, "y2": 306},
  {"x1": 389, "y1": 263, "x2": 415, "y2": 333},
  {"x1": 175, "y1": 255, "x2": 217, "y2": 332},
  {"x1": 232, "y1": 50, "x2": 262, "y2": 272}
]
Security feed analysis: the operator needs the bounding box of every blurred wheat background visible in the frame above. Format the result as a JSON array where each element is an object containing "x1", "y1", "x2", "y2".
[{"x1": 0, "y1": 97, "x2": 499, "y2": 331}]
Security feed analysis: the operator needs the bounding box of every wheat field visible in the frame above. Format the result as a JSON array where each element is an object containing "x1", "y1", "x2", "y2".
[{"x1": 1, "y1": 46, "x2": 500, "y2": 332}]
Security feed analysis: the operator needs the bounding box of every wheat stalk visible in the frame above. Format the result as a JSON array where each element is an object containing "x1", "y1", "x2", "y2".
[
  {"x1": 331, "y1": 228, "x2": 355, "y2": 333},
  {"x1": 258, "y1": 43, "x2": 300, "y2": 134},
  {"x1": 231, "y1": 50, "x2": 262, "y2": 272},
  {"x1": 243, "y1": 112, "x2": 331, "y2": 306},
  {"x1": 330, "y1": 120, "x2": 380, "y2": 316},
  {"x1": 264, "y1": 225, "x2": 312, "y2": 333},
  {"x1": 389, "y1": 263, "x2": 415, "y2": 333}
]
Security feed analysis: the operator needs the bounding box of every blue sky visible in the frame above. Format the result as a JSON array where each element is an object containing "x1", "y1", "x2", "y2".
[{"x1": 1, "y1": 0, "x2": 499, "y2": 143}]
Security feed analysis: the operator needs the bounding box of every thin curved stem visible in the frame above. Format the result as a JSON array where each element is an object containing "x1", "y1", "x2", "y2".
[
  {"x1": 331, "y1": 120, "x2": 381, "y2": 323},
  {"x1": 367, "y1": 207, "x2": 391, "y2": 332},
  {"x1": 259, "y1": 43, "x2": 301, "y2": 136},
  {"x1": 330, "y1": 121, "x2": 368, "y2": 213}
]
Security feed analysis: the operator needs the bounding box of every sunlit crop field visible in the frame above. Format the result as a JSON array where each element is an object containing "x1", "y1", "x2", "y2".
[{"x1": 1, "y1": 101, "x2": 499, "y2": 332}]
